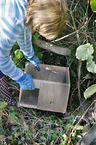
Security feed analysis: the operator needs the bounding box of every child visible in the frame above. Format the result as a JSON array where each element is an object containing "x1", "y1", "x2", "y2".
[{"x1": 0, "y1": 0, "x2": 67, "y2": 103}]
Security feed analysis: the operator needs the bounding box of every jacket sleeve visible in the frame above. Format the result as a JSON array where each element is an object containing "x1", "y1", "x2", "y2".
[
  {"x1": 0, "y1": 0, "x2": 33, "y2": 81},
  {"x1": 17, "y1": 25, "x2": 34, "y2": 58},
  {"x1": 0, "y1": 17, "x2": 24, "y2": 81}
]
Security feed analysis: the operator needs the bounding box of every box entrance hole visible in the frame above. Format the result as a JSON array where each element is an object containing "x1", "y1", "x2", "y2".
[{"x1": 20, "y1": 89, "x2": 39, "y2": 108}]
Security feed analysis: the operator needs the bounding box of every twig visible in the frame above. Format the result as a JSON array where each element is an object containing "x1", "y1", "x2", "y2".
[
  {"x1": 52, "y1": 30, "x2": 78, "y2": 42},
  {"x1": 77, "y1": 61, "x2": 82, "y2": 102}
]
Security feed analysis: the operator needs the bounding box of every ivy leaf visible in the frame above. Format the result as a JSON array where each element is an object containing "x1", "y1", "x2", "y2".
[
  {"x1": 62, "y1": 133, "x2": 68, "y2": 140},
  {"x1": 76, "y1": 43, "x2": 94, "y2": 61},
  {"x1": 74, "y1": 125, "x2": 84, "y2": 130},
  {"x1": 90, "y1": 0, "x2": 96, "y2": 12},
  {"x1": 87, "y1": 57, "x2": 96, "y2": 73},
  {"x1": 0, "y1": 135, "x2": 5, "y2": 141},
  {"x1": 15, "y1": 49, "x2": 23, "y2": 59},
  {"x1": 40, "y1": 136, "x2": 47, "y2": 141},
  {"x1": 0, "y1": 127, "x2": 6, "y2": 135},
  {"x1": 92, "y1": 42, "x2": 96, "y2": 63},
  {"x1": 33, "y1": 32, "x2": 40, "y2": 41},
  {"x1": 0, "y1": 102, "x2": 7, "y2": 110},
  {"x1": 84, "y1": 84, "x2": 96, "y2": 99}
]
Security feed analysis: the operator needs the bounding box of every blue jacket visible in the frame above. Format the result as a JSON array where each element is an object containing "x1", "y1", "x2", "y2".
[{"x1": 0, "y1": 0, "x2": 34, "y2": 80}]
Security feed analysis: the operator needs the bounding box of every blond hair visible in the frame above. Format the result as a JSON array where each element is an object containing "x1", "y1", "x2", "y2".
[{"x1": 25, "y1": 0, "x2": 67, "y2": 40}]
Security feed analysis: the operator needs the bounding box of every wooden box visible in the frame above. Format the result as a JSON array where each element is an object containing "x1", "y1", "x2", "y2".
[{"x1": 18, "y1": 63, "x2": 70, "y2": 113}]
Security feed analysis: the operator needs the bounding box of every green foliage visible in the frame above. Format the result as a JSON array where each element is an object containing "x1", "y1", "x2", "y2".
[
  {"x1": 92, "y1": 42, "x2": 96, "y2": 63},
  {"x1": 15, "y1": 49, "x2": 23, "y2": 59},
  {"x1": 76, "y1": 43, "x2": 96, "y2": 99},
  {"x1": 87, "y1": 56, "x2": 96, "y2": 73},
  {"x1": 34, "y1": 47, "x2": 43, "y2": 61},
  {"x1": 76, "y1": 43, "x2": 96, "y2": 73},
  {"x1": 0, "y1": 107, "x2": 85, "y2": 145},
  {"x1": 0, "y1": 102, "x2": 7, "y2": 111},
  {"x1": 10, "y1": 42, "x2": 25, "y2": 69},
  {"x1": 32, "y1": 32, "x2": 40, "y2": 41},
  {"x1": 90, "y1": 0, "x2": 96, "y2": 12},
  {"x1": 84, "y1": 84, "x2": 96, "y2": 99},
  {"x1": 10, "y1": 33, "x2": 43, "y2": 70},
  {"x1": 60, "y1": 119, "x2": 83, "y2": 145},
  {"x1": 0, "y1": 102, "x2": 7, "y2": 144},
  {"x1": 76, "y1": 43, "x2": 94, "y2": 61}
]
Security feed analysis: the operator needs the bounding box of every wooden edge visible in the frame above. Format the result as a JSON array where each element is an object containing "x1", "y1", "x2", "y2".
[
  {"x1": 25, "y1": 62, "x2": 69, "y2": 74},
  {"x1": 19, "y1": 88, "x2": 23, "y2": 103},
  {"x1": 67, "y1": 67, "x2": 70, "y2": 86},
  {"x1": 33, "y1": 79, "x2": 70, "y2": 89},
  {"x1": 18, "y1": 101, "x2": 66, "y2": 113},
  {"x1": 17, "y1": 102, "x2": 37, "y2": 109},
  {"x1": 37, "y1": 107, "x2": 66, "y2": 113}
]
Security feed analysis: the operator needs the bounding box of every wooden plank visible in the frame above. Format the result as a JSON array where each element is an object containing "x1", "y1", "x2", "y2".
[{"x1": 33, "y1": 39, "x2": 71, "y2": 55}]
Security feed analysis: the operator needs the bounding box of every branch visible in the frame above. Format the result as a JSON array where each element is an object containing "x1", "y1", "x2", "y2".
[
  {"x1": 77, "y1": 61, "x2": 82, "y2": 102},
  {"x1": 33, "y1": 39, "x2": 71, "y2": 56}
]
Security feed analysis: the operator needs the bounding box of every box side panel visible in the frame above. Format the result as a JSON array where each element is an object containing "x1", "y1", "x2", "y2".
[
  {"x1": 25, "y1": 63, "x2": 69, "y2": 84},
  {"x1": 37, "y1": 82, "x2": 70, "y2": 113}
]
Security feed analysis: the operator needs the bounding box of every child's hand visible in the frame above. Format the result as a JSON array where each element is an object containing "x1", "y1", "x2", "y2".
[
  {"x1": 29, "y1": 55, "x2": 40, "y2": 71},
  {"x1": 25, "y1": 55, "x2": 40, "y2": 71},
  {"x1": 17, "y1": 74, "x2": 35, "y2": 90}
]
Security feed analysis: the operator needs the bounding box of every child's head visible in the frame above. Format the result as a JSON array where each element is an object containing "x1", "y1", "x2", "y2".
[{"x1": 25, "y1": 0, "x2": 67, "y2": 40}]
